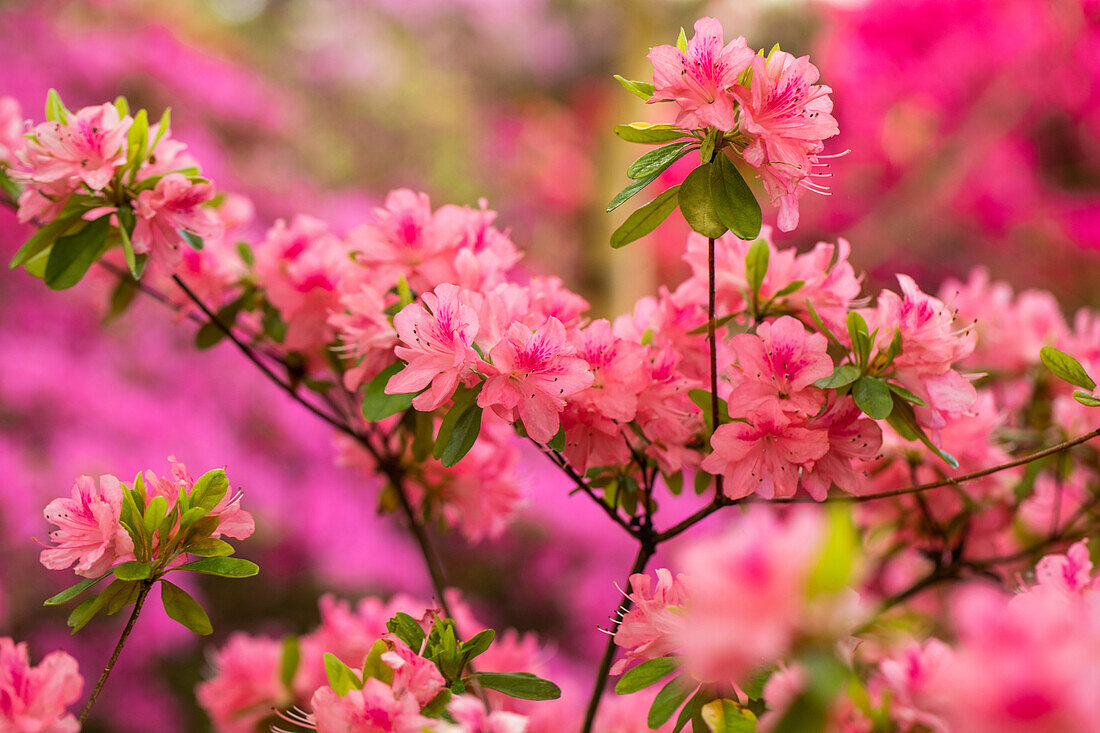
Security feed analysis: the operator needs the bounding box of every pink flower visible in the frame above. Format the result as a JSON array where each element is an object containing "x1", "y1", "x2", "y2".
[
  {"x1": 443, "y1": 695, "x2": 529, "y2": 733},
  {"x1": 0, "y1": 96, "x2": 25, "y2": 166},
  {"x1": 196, "y1": 633, "x2": 286, "y2": 733},
  {"x1": 308, "y1": 678, "x2": 430, "y2": 733},
  {"x1": 647, "y1": 17, "x2": 754, "y2": 130},
  {"x1": 143, "y1": 457, "x2": 255, "y2": 541},
  {"x1": 873, "y1": 275, "x2": 975, "y2": 379},
  {"x1": 801, "y1": 395, "x2": 883, "y2": 500},
  {"x1": 1033, "y1": 540, "x2": 1097, "y2": 597},
  {"x1": 387, "y1": 284, "x2": 482, "y2": 411},
  {"x1": 870, "y1": 639, "x2": 953, "y2": 733},
  {"x1": 380, "y1": 642, "x2": 446, "y2": 706},
  {"x1": 478, "y1": 318, "x2": 594, "y2": 443},
  {"x1": 331, "y1": 283, "x2": 399, "y2": 392},
  {"x1": 727, "y1": 316, "x2": 833, "y2": 420},
  {"x1": 0, "y1": 638, "x2": 83, "y2": 733},
  {"x1": 611, "y1": 569, "x2": 688, "y2": 675},
  {"x1": 733, "y1": 51, "x2": 839, "y2": 231},
  {"x1": 19, "y1": 103, "x2": 130, "y2": 191},
  {"x1": 132, "y1": 173, "x2": 222, "y2": 270},
  {"x1": 40, "y1": 474, "x2": 135, "y2": 578},
  {"x1": 702, "y1": 413, "x2": 829, "y2": 499}
]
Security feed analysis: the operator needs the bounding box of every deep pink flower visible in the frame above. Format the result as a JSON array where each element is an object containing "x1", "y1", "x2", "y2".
[
  {"x1": 802, "y1": 395, "x2": 883, "y2": 500},
  {"x1": 40, "y1": 474, "x2": 135, "y2": 578},
  {"x1": 387, "y1": 283, "x2": 482, "y2": 411},
  {"x1": 873, "y1": 275, "x2": 975, "y2": 378},
  {"x1": 132, "y1": 173, "x2": 222, "y2": 270},
  {"x1": 870, "y1": 639, "x2": 953, "y2": 733},
  {"x1": 647, "y1": 17, "x2": 754, "y2": 130},
  {"x1": 478, "y1": 318, "x2": 594, "y2": 443},
  {"x1": 331, "y1": 283, "x2": 398, "y2": 392},
  {"x1": 1033, "y1": 540, "x2": 1097, "y2": 597},
  {"x1": 702, "y1": 413, "x2": 829, "y2": 499},
  {"x1": 0, "y1": 638, "x2": 83, "y2": 733},
  {"x1": 733, "y1": 51, "x2": 839, "y2": 231},
  {"x1": 19, "y1": 103, "x2": 130, "y2": 191},
  {"x1": 612, "y1": 569, "x2": 688, "y2": 675},
  {"x1": 143, "y1": 457, "x2": 254, "y2": 541},
  {"x1": 380, "y1": 641, "x2": 446, "y2": 707},
  {"x1": 727, "y1": 316, "x2": 833, "y2": 420}
]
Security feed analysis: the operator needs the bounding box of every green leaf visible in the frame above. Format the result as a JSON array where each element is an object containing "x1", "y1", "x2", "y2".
[
  {"x1": 45, "y1": 88, "x2": 68, "y2": 123},
  {"x1": 846, "y1": 311, "x2": 871, "y2": 365},
  {"x1": 160, "y1": 580, "x2": 213, "y2": 635},
  {"x1": 773, "y1": 280, "x2": 805, "y2": 298},
  {"x1": 178, "y1": 557, "x2": 259, "y2": 578},
  {"x1": 852, "y1": 377, "x2": 893, "y2": 420},
  {"x1": 1073, "y1": 389, "x2": 1100, "y2": 407},
  {"x1": 194, "y1": 296, "x2": 246, "y2": 349},
  {"x1": 885, "y1": 381, "x2": 926, "y2": 406},
  {"x1": 189, "y1": 468, "x2": 229, "y2": 512},
  {"x1": 676, "y1": 27, "x2": 688, "y2": 52},
  {"x1": 142, "y1": 495, "x2": 169, "y2": 537},
  {"x1": 614, "y1": 75, "x2": 655, "y2": 101},
  {"x1": 548, "y1": 424, "x2": 566, "y2": 452},
  {"x1": 472, "y1": 672, "x2": 561, "y2": 701},
  {"x1": 362, "y1": 639, "x2": 395, "y2": 685},
  {"x1": 112, "y1": 561, "x2": 152, "y2": 581},
  {"x1": 648, "y1": 675, "x2": 694, "y2": 728},
  {"x1": 807, "y1": 505, "x2": 858, "y2": 595},
  {"x1": 386, "y1": 612, "x2": 427, "y2": 652},
  {"x1": 744, "y1": 237, "x2": 770, "y2": 298},
  {"x1": 699, "y1": 129, "x2": 719, "y2": 164},
  {"x1": 441, "y1": 404, "x2": 482, "y2": 467},
  {"x1": 459, "y1": 629, "x2": 495, "y2": 664},
  {"x1": 421, "y1": 688, "x2": 452, "y2": 718},
  {"x1": 68, "y1": 580, "x2": 126, "y2": 633},
  {"x1": 627, "y1": 142, "x2": 694, "y2": 180},
  {"x1": 1040, "y1": 346, "x2": 1096, "y2": 390},
  {"x1": 886, "y1": 397, "x2": 959, "y2": 468},
  {"x1": 127, "y1": 110, "x2": 149, "y2": 174},
  {"x1": 678, "y1": 164, "x2": 727, "y2": 239},
  {"x1": 741, "y1": 666, "x2": 776, "y2": 701},
  {"x1": 181, "y1": 230, "x2": 204, "y2": 251},
  {"x1": 814, "y1": 364, "x2": 860, "y2": 389},
  {"x1": 9, "y1": 198, "x2": 90, "y2": 269},
  {"x1": 44, "y1": 215, "x2": 111, "y2": 290},
  {"x1": 613, "y1": 122, "x2": 688, "y2": 145},
  {"x1": 433, "y1": 384, "x2": 484, "y2": 462},
  {"x1": 44, "y1": 573, "x2": 109, "y2": 606},
  {"x1": 709, "y1": 154, "x2": 762, "y2": 241},
  {"x1": 607, "y1": 168, "x2": 666, "y2": 213},
  {"x1": 324, "y1": 652, "x2": 362, "y2": 696},
  {"x1": 674, "y1": 688, "x2": 706, "y2": 733},
  {"x1": 236, "y1": 241, "x2": 255, "y2": 266},
  {"x1": 150, "y1": 107, "x2": 171, "y2": 152},
  {"x1": 362, "y1": 362, "x2": 418, "y2": 421},
  {"x1": 689, "y1": 388, "x2": 728, "y2": 426},
  {"x1": 0, "y1": 168, "x2": 21, "y2": 204},
  {"x1": 610, "y1": 185, "x2": 681, "y2": 249},
  {"x1": 106, "y1": 277, "x2": 139, "y2": 324},
  {"x1": 615, "y1": 656, "x2": 679, "y2": 694},
  {"x1": 701, "y1": 699, "x2": 757, "y2": 733},
  {"x1": 412, "y1": 409, "x2": 435, "y2": 462},
  {"x1": 804, "y1": 300, "x2": 842, "y2": 347},
  {"x1": 105, "y1": 580, "x2": 140, "y2": 615},
  {"x1": 185, "y1": 538, "x2": 235, "y2": 557},
  {"x1": 280, "y1": 635, "x2": 300, "y2": 689}
]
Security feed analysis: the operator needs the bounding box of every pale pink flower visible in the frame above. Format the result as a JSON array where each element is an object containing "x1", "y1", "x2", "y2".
[
  {"x1": 253, "y1": 215, "x2": 353, "y2": 354},
  {"x1": 611, "y1": 569, "x2": 688, "y2": 675},
  {"x1": 702, "y1": 413, "x2": 829, "y2": 499},
  {"x1": 196, "y1": 633, "x2": 286, "y2": 733},
  {"x1": 331, "y1": 282, "x2": 399, "y2": 392},
  {"x1": 387, "y1": 283, "x2": 482, "y2": 411},
  {"x1": 1032, "y1": 539, "x2": 1097, "y2": 597},
  {"x1": 733, "y1": 51, "x2": 839, "y2": 231},
  {"x1": 308, "y1": 678, "x2": 431, "y2": 733},
  {"x1": 380, "y1": 641, "x2": 446, "y2": 706},
  {"x1": 40, "y1": 474, "x2": 135, "y2": 578},
  {"x1": 802, "y1": 395, "x2": 883, "y2": 500},
  {"x1": 526, "y1": 277, "x2": 589, "y2": 330},
  {"x1": 131, "y1": 173, "x2": 222, "y2": 270},
  {"x1": 19, "y1": 103, "x2": 130, "y2": 191},
  {"x1": 870, "y1": 639, "x2": 953, "y2": 733},
  {"x1": 478, "y1": 318, "x2": 594, "y2": 443},
  {"x1": 647, "y1": 17, "x2": 754, "y2": 130},
  {"x1": 675, "y1": 508, "x2": 825, "y2": 685},
  {"x1": 143, "y1": 457, "x2": 254, "y2": 541},
  {"x1": 16, "y1": 178, "x2": 77, "y2": 225},
  {"x1": 442, "y1": 695, "x2": 529, "y2": 733},
  {"x1": 0, "y1": 96, "x2": 25, "y2": 166},
  {"x1": 728, "y1": 316, "x2": 833, "y2": 420},
  {"x1": 0, "y1": 639, "x2": 82, "y2": 733}
]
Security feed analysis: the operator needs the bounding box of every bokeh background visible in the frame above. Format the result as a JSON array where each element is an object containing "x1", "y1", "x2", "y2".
[{"x1": 1, "y1": 0, "x2": 1098, "y2": 730}]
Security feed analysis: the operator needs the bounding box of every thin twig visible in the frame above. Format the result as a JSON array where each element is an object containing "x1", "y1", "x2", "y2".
[{"x1": 78, "y1": 581, "x2": 152, "y2": 724}]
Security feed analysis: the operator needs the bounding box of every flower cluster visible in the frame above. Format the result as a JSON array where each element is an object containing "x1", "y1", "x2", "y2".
[
  {"x1": 39, "y1": 459, "x2": 257, "y2": 635},
  {"x1": 0, "y1": 638, "x2": 83, "y2": 733},
  {"x1": 198, "y1": 592, "x2": 557, "y2": 733}
]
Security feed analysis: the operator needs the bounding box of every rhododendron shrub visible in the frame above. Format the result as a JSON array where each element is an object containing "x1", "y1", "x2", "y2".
[{"x1": 1, "y1": 11, "x2": 1099, "y2": 733}]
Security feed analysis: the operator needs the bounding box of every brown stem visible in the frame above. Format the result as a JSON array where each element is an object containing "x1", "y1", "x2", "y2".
[
  {"x1": 580, "y1": 541, "x2": 656, "y2": 733},
  {"x1": 706, "y1": 236, "x2": 724, "y2": 501},
  {"x1": 78, "y1": 581, "x2": 152, "y2": 725}
]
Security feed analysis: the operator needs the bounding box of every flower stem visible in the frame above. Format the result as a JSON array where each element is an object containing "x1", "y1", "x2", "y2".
[
  {"x1": 580, "y1": 540, "x2": 656, "y2": 733},
  {"x1": 78, "y1": 581, "x2": 152, "y2": 725}
]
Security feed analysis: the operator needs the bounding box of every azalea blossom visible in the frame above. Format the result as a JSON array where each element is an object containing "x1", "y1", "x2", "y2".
[
  {"x1": 611, "y1": 569, "x2": 688, "y2": 675},
  {"x1": 647, "y1": 17, "x2": 754, "y2": 130},
  {"x1": 727, "y1": 316, "x2": 833, "y2": 420},
  {"x1": 702, "y1": 412, "x2": 829, "y2": 499},
  {"x1": 40, "y1": 473, "x2": 135, "y2": 578},
  {"x1": 131, "y1": 173, "x2": 222, "y2": 270},
  {"x1": 18, "y1": 102, "x2": 130, "y2": 191},
  {"x1": 0, "y1": 638, "x2": 83, "y2": 733},
  {"x1": 143, "y1": 457, "x2": 255, "y2": 541}
]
